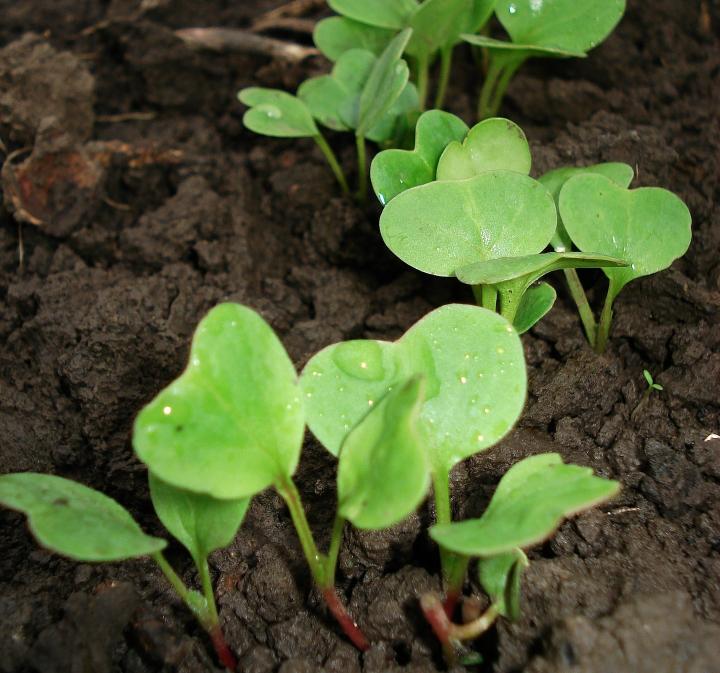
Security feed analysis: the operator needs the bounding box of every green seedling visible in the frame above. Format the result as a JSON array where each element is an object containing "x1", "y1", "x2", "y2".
[
  {"x1": 559, "y1": 174, "x2": 692, "y2": 352},
  {"x1": 240, "y1": 30, "x2": 416, "y2": 198},
  {"x1": 631, "y1": 369, "x2": 664, "y2": 420},
  {"x1": 300, "y1": 303, "x2": 527, "y2": 614},
  {"x1": 320, "y1": 0, "x2": 497, "y2": 109},
  {"x1": 422, "y1": 453, "x2": 619, "y2": 663},
  {"x1": 463, "y1": 0, "x2": 626, "y2": 118},
  {"x1": 0, "y1": 472, "x2": 247, "y2": 671},
  {"x1": 133, "y1": 302, "x2": 434, "y2": 652}
]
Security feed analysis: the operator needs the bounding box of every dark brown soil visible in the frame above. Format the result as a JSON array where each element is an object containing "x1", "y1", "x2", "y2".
[{"x1": 1, "y1": 1, "x2": 719, "y2": 672}]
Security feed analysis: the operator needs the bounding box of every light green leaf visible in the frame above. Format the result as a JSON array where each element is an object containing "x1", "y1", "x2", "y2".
[
  {"x1": 431, "y1": 453, "x2": 620, "y2": 556},
  {"x1": 371, "y1": 110, "x2": 469, "y2": 205},
  {"x1": 328, "y1": 0, "x2": 420, "y2": 30},
  {"x1": 149, "y1": 474, "x2": 250, "y2": 567},
  {"x1": 462, "y1": 33, "x2": 585, "y2": 57},
  {"x1": 0, "y1": 473, "x2": 165, "y2": 562},
  {"x1": 357, "y1": 29, "x2": 413, "y2": 137},
  {"x1": 133, "y1": 303, "x2": 305, "y2": 500},
  {"x1": 337, "y1": 377, "x2": 429, "y2": 529},
  {"x1": 559, "y1": 174, "x2": 692, "y2": 299},
  {"x1": 239, "y1": 88, "x2": 318, "y2": 138},
  {"x1": 380, "y1": 171, "x2": 557, "y2": 277},
  {"x1": 513, "y1": 282, "x2": 556, "y2": 334},
  {"x1": 301, "y1": 304, "x2": 526, "y2": 474},
  {"x1": 314, "y1": 17, "x2": 394, "y2": 61},
  {"x1": 478, "y1": 549, "x2": 528, "y2": 619},
  {"x1": 464, "y1": 0, "x2": 498, "y2": 33},
  {"x1": 539, "y1": 162, "x2": 634, "y2": 251},
  {"x1": 436, "y1": 117, "x2": 531, "y2": 181},
  {"x1": 406, "y1": 0, "x2": 472, "y2": 59}
]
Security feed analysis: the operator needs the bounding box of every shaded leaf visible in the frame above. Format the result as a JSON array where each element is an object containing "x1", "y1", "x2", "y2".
[
  {"x1": 314, "y1": 17, "x2": 394, "y2": 61},
  {"x1": 406, "y1": 0, "x2": 473, "y2": 59},
  {"x1": 431, "y1": 453, "x2": 620, "y2": 556},
  {"x1": 328, "y1": 0, "x2": 419, "y2": 30},
  {"x1": 134, "y1": 303, "x2": 305, "y2": 500},
  {"x1": 513, "y1": 282, "x2": 556, "y2": 334},
  {"x1": 0, "y1": 473, "x2": 165, "y2": 562},
  {"x1": 239, "y1": 88, "x2": 318, "y2": 138},
  {"x1": 478, "y1": 549, "x2": 527, "y2": 619}
]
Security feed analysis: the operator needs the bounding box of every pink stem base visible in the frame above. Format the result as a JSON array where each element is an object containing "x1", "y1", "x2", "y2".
[
  {"x1": 209, "y1": 625, "x2": 237, "y2": 671},
  {"x1": 322, "y1": 587, "x2": 370, "y2": 651}
]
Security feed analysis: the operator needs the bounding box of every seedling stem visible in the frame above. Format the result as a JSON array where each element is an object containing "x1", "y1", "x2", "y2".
[
  {"x1": 416, "y1": 54, "x2": 430, "y2": 111},
  {"x1": 314, "y1": 134, "x2": 350, "y2": 195},
  {"x1": 595, "y1": 278, "x2": 621, "y2": 354},
  {"x1": 435, "y1": 46, "x2": 454, "y2": 109},
  {"x1": 478, "y1": 57, "x2": 521, "y2": 119},
  {"x1": 355, "y1": 134, "x2": 368, "y2": 201},
  {"x1": 563, "y1": 269, "x2": 598, "y2": 345}
]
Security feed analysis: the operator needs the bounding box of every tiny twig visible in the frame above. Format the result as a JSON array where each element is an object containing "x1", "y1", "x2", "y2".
[
  {"x1": 251, "y1": 0, "x2": 325, "y2": 29},
  {"x1": 251, "y1": 17, "x2": 317, "y2": 35},
  {"x1": 97, "y1": 112, "x2": 157, "y2": 123},
  {"x1": 175, "y1": 27, "x2": 318, "y2": 62}
]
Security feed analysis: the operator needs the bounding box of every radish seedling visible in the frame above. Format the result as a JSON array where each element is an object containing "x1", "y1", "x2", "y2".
[
  {"x1": 0, "y1": 472, "x2": 247, "y2": 671},
  {"x1": 300, "y1": 303, "x2": 527, "y2": 613},
  {"x1": 240, "y1": 30, "x2": 416, "y2": 198},
  {"x1": 424, "y1": 453, "x2": 619, "y2": 663},
  {"x1": 463, "y1": 0, "x2": 626, "y2": 118},
  {"x1": 559, "y1": 174, "x2": 692, "y2": 353},
  {"x1": 319, "y1": 0, "x2": 497, "y2": 109}
]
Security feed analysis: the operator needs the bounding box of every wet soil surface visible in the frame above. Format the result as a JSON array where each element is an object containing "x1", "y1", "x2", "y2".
[{"x1": 0, "y1": 1, "x2": 719, "y2": 672}]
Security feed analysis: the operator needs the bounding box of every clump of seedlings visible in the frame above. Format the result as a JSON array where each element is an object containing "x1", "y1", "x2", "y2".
[
  {"x1": 372, "y1": 110, "x2": 692, "y2": 347},
  {"x1": 463, "y1": 0, "x2": 627, "y2": 118},
  {"x1": 239, "y1": 29, "x2": 418, "y2": 197},
  {"x1": 0, "y1": 302, "x2": 620, "y2": 668}
]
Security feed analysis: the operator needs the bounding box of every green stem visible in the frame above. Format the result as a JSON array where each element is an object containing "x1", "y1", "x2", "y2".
[
  {"x1": 563, "y1": 268, "x2": 597, "y2": 346},
  {"x1": 595, "y1": 279, "x2": 620, "y2": 354},
  {"x1": 199, "y1": 557, "x2": 220, "y2": 627},
  {"x1": 313, "y1": 134, "x2": 350, "y2": 195},
  {"x1": 486, "y1": 59, "x2": 522, "y2": 117},
  {"x1": 416, "y1": 54, "x2": 430, "y2": 111},
  {"x1": 477, "y1": 59, "x2": 502, "y2": 120},
  {"x1": 480, "y1": 285, "x2": 498, "y2": 311},
  {"x1": 497, "y1": 283, "x2": 525, "y2": 325},
  {"x1": 355, "y1": 134, "x2": 368, "y2": 201},
  {"x1": 435, "y1": 46, "x2": 454, "y2": 109},
  {"x1": 152, "y1": 551, "x2": 201, "y2": 618},
  {"x1": 325, "y1": 513, "x2": 346, "y2": 588},
  {"x1": 451, "y1": 604, "x2": 499, "y2": 641}
]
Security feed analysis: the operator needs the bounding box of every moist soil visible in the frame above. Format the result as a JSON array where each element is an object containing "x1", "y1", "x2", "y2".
[{"x1": 0, "y1": 1, "x2": 719, "y2": 672}]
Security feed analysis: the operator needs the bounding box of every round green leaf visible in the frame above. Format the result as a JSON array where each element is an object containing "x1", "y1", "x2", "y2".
[
  {"x1": 328, "y1": 0, "x2": 420, "y2": 30},
  {"x1": 380, "y1": 170, "x2": 557, "y2": 277},
  {"x1": 406, "y1": 0, "x2": 472, "y2": 59},
  {"x1": 513, "y1": 282, "x2": 556, "y2": 334},
  {"x1": 149, "y1": 474, "x2": 250, "y2": 567},
  {"x1": 559, "y1": 174, "x2": 692, "y2": 298},
  {"x1": 478, "y1": 549, "x2": 527, "y2": 619},
  {"x1": 371, "y1": 110, "x2": 469, "y2": 205},
  {"x1": 301, "y1": 304, "x2": 527, "y2": 473},
  {"x1": 0, "y1": 473, "x2": 166, "y2": 562},
  {"x1": 462, "y1": 32, "x2": 585, "y2": 58},
  {"x1": 133, "y1": 303, "x2": 305, "y2": 500},
  {"x1": 314, "y1": 17, "x2": 394, "y2": 61},
  {"x1": 462, "y1": 0, "x2": 498, "y2": 35},
  {"x1": 539, "y1": 162, "x2": 634, "y2": 251},
  {"x1": 239, "y1": 88, "x2": 319, "y2": 138},
  {"x1": 436, "y1": 118, "x2": 531, "y2": 181},
  {"x1": 337, "y1": 377, "x2": 429, "y2": 529},
  {"x1": 431, "y1": 453, "x2": 620, "y2": 556}
]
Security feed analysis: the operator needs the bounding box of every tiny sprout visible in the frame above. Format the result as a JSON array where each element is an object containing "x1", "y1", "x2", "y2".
[
  {"x1": 632, "y1": 369, "x2": 664, "y2": 420},
  {"x1": 644, "y1": 369, "x2": 663, "y2": 393},
  {"x1": 463, "y1": 0, "x2": 626, "y2": 118}
]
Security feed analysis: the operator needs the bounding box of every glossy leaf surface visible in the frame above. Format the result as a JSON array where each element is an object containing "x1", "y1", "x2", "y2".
[
  {"x1": 371, "y1": 110, "x2": 469, "y2": 205},
  {"x1": 314, "y1": 17, "x2": 393, "y2": 61},
  {"x1": 0, "y1": 473, "x2": 165, "y2": 561},
  {"x1": 513, "y1": 282, "x2": 556, "y2": 334},
  {"x1": 380, "y1": 171, "x2": 556, "y2": 277},
  {"x1": 328, "y1": 0, "x2": 419, "y2": 30},
  {"x1": 301, "y1": 304, "x2": 526, "y2": 473},
  {"x1": 436, "y1": 118, "x2": 531, "y2": 181},
  {"x1": 431, "y1": 453, "x2": 619, "y2": 556},
  {"x1": 134, "y1": 304, "x2": 305, "y2": 500},
  {"x1": 149, "y1": 474, "x2": 250, "y2": 566},
  {"x1": 478, "y1": 549, "x2": 528, "y2": 619},
  {"x1": 559, "y1": 175, "x2": 692, "y2": 298},
  {"x1": 239, "y1": 88, "x2": 318, "y2": 138},
  {"x1": 337, "y1": 377, "x2": 429, "y2": 529}
]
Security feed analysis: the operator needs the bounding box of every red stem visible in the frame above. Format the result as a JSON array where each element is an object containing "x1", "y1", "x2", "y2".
[
  {"x1": 322, "y1": 587, "x2": 370, "y2": 651},
  {"x1": 443, "y1": 589, "x2": 461, "y2": 618},
  {"x1": 209, "y1": 625, "x2": 237, "y2": 672}
]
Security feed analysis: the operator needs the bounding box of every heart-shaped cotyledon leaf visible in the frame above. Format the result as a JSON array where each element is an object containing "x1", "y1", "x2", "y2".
[
  {"x1": 464, "y1": 0, "x2": 626, "y2": 58},
  {"x1": 559, "y1": 174, "x2": 693, "y2": 301},
  {"x1": 513, "y1": 282, "x2": 556, "y2": 334},
  {"x1": 300, "y1": 304, "x2": 526, "y2": 475},
  {"x1": 380, "y1": 170, "x2": 557, "y2": 277},
  {"x1": 314, "y1": 17, "x2": 395, "y2": 61},
  {"x1": 133, "y1": 303, "x2": 305, "y2": 500},
  {"x1": 371, "y1": 110, "x2": 469, "y2": 205},
  {"x1": 328, "y1": 0, "x2": 419, "y2": 30},
  {"x1": 298, "y1": 47, "x2": 418, "y2": 144},
  {"x1": 435, "y1": 117, "x2": 531, "y2": 181},
  {"x1": 405, "y1": 0, "x2": 474, "y2": 60},
  {"x1": 149, "y1": 474, "x2": 250, "y2": 567},
  {"x1": 238, "y1": 88, "x2": 319, "y2": 138},
  {"x1": 430, "y1": 453, "x2": 620, "y2": 556},
  {"x1": 0, "y1": 473, "x2": 166, "y2": 562},
  {"x1": 336, "y1": 376, "x2": 429, "y2": 530},
  {"x1": 477, "y1": 548, "x2": 528, "y2": 620},
  {"x1": 539, "y1": 162, "x2": 634, "y2": 252}
]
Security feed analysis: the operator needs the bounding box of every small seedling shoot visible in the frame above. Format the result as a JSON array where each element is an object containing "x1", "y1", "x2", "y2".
[
  {"x1": 0, "y1": 472, "x2": 246, "y2": 671},
  {"x1": 559, "y1": 174, "x2": 692, "y2": 352},
  {"x1": 463, "y1": 0, "x2": 626, "y2": 118},
  {"x1": 239, "y1": 29, "x2": 417, "y2": 198},
  {"x1": 300, "y1": 303, "x2": 527, "y2": 615},
  {"x1": 643, "y1": 369, "x2": 663, "y2": 393},
  {"x1": 424, "y1": 453, "x2": 619, "y2": 664},
  {"x1": 318, "y1": 0, "x2": 497, "y2": 109}
]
